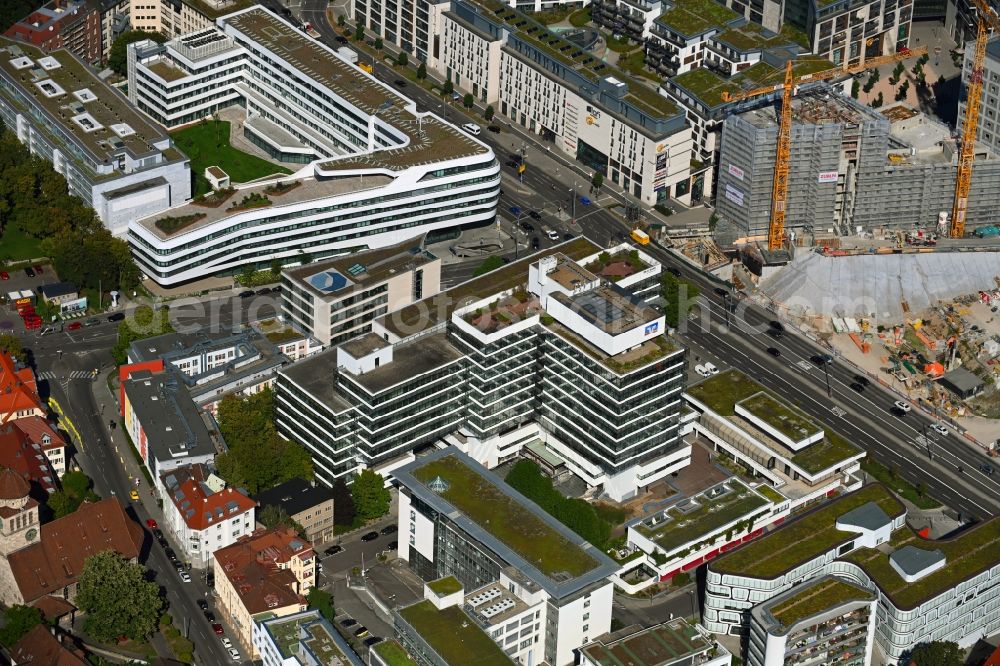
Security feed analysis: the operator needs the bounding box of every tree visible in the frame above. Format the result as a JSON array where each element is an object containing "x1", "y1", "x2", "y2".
[
  {"x1": 442, "y1": 77, "x2": 454, "y2": 96},
  {"x1": 896, "y1": 80, "x2": 909, "y2": 102},
  {"x1": 397, "y1": 51, "x2": 408, "y2": 67},
  {"x1": 0, "y1": 605, "x2": 42, "y2": 647},
  {"x1": 374, "y1": 37, "x2": 383, "y2": 50},
  {"x1": 591, "y1": 172, "x2": 604, "y2": 192},
  {"x1": 332, "y1": 478, "x2": 356, "y2": 526},
  {"x1": 0, "y1": 334, "x2": 26, "y2": 364},
  {"x1": 307, "y1": 587, "x2": 335, "y2": 621},
  {"x1": 298, "y1": 250, "x2": 313, "y2": 265},
  {"x1": 337, "y1": 14, "x2": 346, "y2": 26},
  {"x1": 108, "y1": 31, "x2": 167, "y2": 76},
  {"x1": 416, "y1": 63, "x2": 427, "y2": 80},
  {"x1": 485, "y1": 105, "x2": 494, "y2": 121},
  {"x1": 76, "y1": 552, "x2": 163, "y2": 642},
  {"x1": 871, "y1": 91, "x2": 884, "y2": 108},
  {"x1": 270, "y1": 257, "x2": 282, "y2": 278},
  {"x1": 111, "y1": 305, "x2": 174, "y2": 365},
  {"x1": 259, "y1": 504, "x2": 306, "y2": 534},
  {"x1": 660, "y1": 272, "x2": 700, "y2": 328},
  {"x1": 474, "y1": 255, "x2": 505, "y2": 276},
  {"x1": 46, "y1": 470, "x2": 100, "y2": 518},
  {"x1": 354, "y1": 24, "x2": 365, "y2": 41},
  {"x1": 850, "y1": 79, "x2": 860, "y2": 99},
  {"x1": 463, "y1": 93, "x2": 474, "y2": 109},
  {"x1": 907, "y1": 641, "x2": 963, "y2": 666},
  {"x1": 893, "y1": 62, "x2": 905, "y2": 79},
  {"x1": 350, "y1": 469, "x2": 390, "y2": 521}
]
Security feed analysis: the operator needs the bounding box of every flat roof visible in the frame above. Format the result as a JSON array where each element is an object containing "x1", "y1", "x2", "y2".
[
  {"x1": 285, "y1": 240, "x2": 437, "y2": 300},
  {"x1": 397, "y1": 601, "x2": 513, "y2": 666},
  {"x1": 261, "y1": 610, "x2": 361, "y2": 665},
  {"x1": 340, "y1": 333, "x2": 463, "y2": 394},
  {"x1": 279, "y1": 348, "x2": 354, "y2": 414},
  {"x1": 579, "y1": 619, "x2": 713, "y2": 666},
  {"x1": 0, "y1": 40, "x2": 170, "y2": 164},
  {"x1": 686, "y1": 370, "x2": 863, "y2": 474},
  {"x1": 372, "y1": 639, "x2": 419, "y2": 666},
  {"x1": 713, "y1": 21, "x2": 809, "y2": 51},
  {"x1": 669, "y1": 57, "x2": 833, "y2": 111},
  {"x1": 122, "y1": 370, "x2": 219, "y2": 463},
  {"x1": 737, "y1": 392, "x2": 823, "y2": 443},
  {"x1": 395, "y1": 448, "x2": 619, "y2": 598},
  {"x1": 339, "y1": 332, "x2": 390, "y2": 358},
  {"x1": 710, "y1": 484, "x2": 904, "y2": 579},
  {"x1": 557, "y1": 284, "x2": 661, "y2": 334},
  {"x1": 656, "y1": 0, "x2": 740, "y2": 38},
  {"x1": 762, "y1": 576, "x2": 874, "y2": 631}
]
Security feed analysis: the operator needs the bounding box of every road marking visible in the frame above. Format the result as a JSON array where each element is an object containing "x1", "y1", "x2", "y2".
[
  {"x1": 48, "y1": 397, "x2": 84, "y2": 452},
  {"x1": 831, "y1": 407, "x2": 847, "y2": 417},
  {"x1": 37, "y1": 371, "x2": 56, "y2": 380},
  {"x1": 796, "y1": 361, "x2": 813, "y2": 372}
]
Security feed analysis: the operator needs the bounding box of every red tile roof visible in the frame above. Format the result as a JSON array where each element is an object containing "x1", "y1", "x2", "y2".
[
  {"x1": 10, "y1": 417, "x2": 66, "y2": 452},
  {"x1": 0, "y1": 425, "x2": 59, "y2": 495},
  {"x1": 8, "y1": 498, "x2": 143, "y2": 604},
  {"x1": 32, "y1": 594, "x2": 76, "y2": 622},
  {"x1": 10, "y1": 625, "x2": 87, "y2": 666},
  {"x1": 162, "y1": 465, "x2": 255, "y2": 531},
  {"x1": 0, "y1": 352, "x2": 44, "y2": 425},
  {"x1": 214, "y1": 528, "x2": 314, "y2": 614},
  {"x1": 0, "y1": 466, "x2": 31, "y2": 500},
  {"x1": 984, "y1": 644, "x2": 1000, "y2": 666}
]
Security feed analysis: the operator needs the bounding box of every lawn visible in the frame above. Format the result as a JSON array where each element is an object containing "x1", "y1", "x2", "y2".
[
  {"x1": 860, "y1": 458, "x2": 941, "y2": 509},
  {"x1": 373, "y1": 640, "x2": 419, "y2": 666},
  {"x1": 569, "y1": 6, "x2": 592, "y2": 27},
  {"x1": 171, "y1": 120, "x2": 291, "y2": 196},
  {"x1": 427, "y1": 575, "x2": 463, "y2": 596},
  {"x1": 657, "y1": 0, "x2": 739, "y2": 37},
  {"x1": 399, "y1": 602, "x2": 511, "y2": 666},
  {"x1": 413, "y1": 455, "x2": 599, "y2": 578},
  {"x1": 738, "y1": 392, "x2": 822, "y2": 443},
  {"x1": 618, "y1": 49, "x2": 659, "y2": 82},
  {"x1": 0, "y1": 224, "x2": 45, "y2": 261}
]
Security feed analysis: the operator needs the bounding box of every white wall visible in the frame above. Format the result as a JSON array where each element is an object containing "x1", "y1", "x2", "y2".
[
  {"x1": 399, "y1": 491, "x2": 436, "y2": 564},
  {"x1": 551, "y1": 582, "x2": 613, "y2": 666}
]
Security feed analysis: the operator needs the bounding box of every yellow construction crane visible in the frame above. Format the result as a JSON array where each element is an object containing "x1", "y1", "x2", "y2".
[
  {"x1": 721, "y1": 47, "x2": 927, "y2": 250},
  {"x1": 950, "y1": 0, "x2": 1000, "y2": 238}
]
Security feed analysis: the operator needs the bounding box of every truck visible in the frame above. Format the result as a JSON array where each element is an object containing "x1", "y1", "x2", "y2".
[
  {"x1": 630, "y1": 228, "x2": 650, "y2": 245},
  {"x1": 337, "y1": 47, "x2": 359, "y2": 65}
]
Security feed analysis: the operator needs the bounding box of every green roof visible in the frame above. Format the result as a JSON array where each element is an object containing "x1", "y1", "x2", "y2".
[
  {"x1": 768, "y1": 578, "x2": 874, "y2": 627},
  {"x1": 265, "y1": 613, "x2": 349, "y2": 663},
  {"x1": 412, "y1": 455, "x2": 600, "y2": 578},
  {"x1": 711, "y1": 484, "x2": 904, "y2": 578},
  {"x1": 373, "y1": 640, "x2": 419, "y2": 666},
  {"x1": 670, "y1": 55, "x2": 835, "y2": 109},
  {"x1": 755, "y1": 484, "x2": 786, "y2": 504},
  {"x1": 635, "y1": 480, "x2": 771, "y2": 553},
  {"x1": 686, "y1": 370, "x2": 862, "y2": 474},
  {"x1": 671, "y1": 68, "x2": 743, "y2": 108},
  {"x1": 580, "y1": 619, "x2": 711, "y2": 665},
  {"x1": 657, "y1": 0, "x2": 739, "y2": 38},
  {"x1": 714, "y1": 21, "x2": 809, "y2": 51},
  {"x1": 399, "y1": 601, "x2": 513, "y2": 666},
  {"x1": 737, "y1": 392, "x2": 823, "y2": 443},
  {"x1": 843, "y1": 518, "x2": 1000, "y2": 610},
  {"x1": 427, "y1": 576, "x2": 463, "y2": 596}
]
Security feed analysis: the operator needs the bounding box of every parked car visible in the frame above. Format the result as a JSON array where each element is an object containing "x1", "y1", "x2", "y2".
[
  {"x1": 563, "y1": 233, "x2": 575, "y2": 240},
  {"x1": 531, "y1": 237, "x2": 540, "y2": 250},
  {"x1": 197, "y1": 599, "x2": 209, "y2": 611},
  {"x1": 981, "y1": 464, "x2": 995, "y2": 476},
  {"x1": 461, "y1": 123, "x2": 481, "y2": 136},
  {"x1": 221, "y1": 637, "x2": 233, "y2": 649},
  {"x1": 146, "y1": 519, "x2": 158, "y2": 529},
  {"x1": 931, "y1": 423, "x2": 949, "y2": 436},
  {"x1": 67, "y1": 321, "x2": 82, "y2": 331},
  {"x1": 360, "y1": 531, "x2": 379, "y2": 542},
  {"x1": 387, "y1": 541, "x2": 397, "y2": 550},
  {"x1": 694, "y1": 365, "x2": 711, "y2": 378},
  {"x1": 894, "y1": 400, "x2": 911, "y2": 413},
  {"x1": 364, "y1": 636, "x2": 384, "y2": 647},
  {"x1": 340, "y1": 618, "x2": 357, "y2": 628},
  {"x1": 227, "y1": 648, "x2": 241, "y2": 661},
  {"x1": 850, "y1": 382, "x2": 865, "y2": 393},
  {"x1": 335, "y1": 35, "x2": 348, "y2": 44},
  {"x1": 0, "y1": 272, "x2": 8, "y2": 280},
  {"x1": 853, "y1": 375, "x2": 870, "y2": 387},
  {"x1": 179, "y1": 570, "x2": 192, "y2": 583},
  {"x1": 394, "y1": 79, "x2": 407, "y2": 87},
  {"x1": 129, "y1": 489, "x2": 140, "y2": 501},
  {"x1": 212, "y1": 624, "x2": 224, "y2": 636},
  {"x1": 380, "y1": 524, "x2": 397, "y2": 535},
  {"x1": 204, "y1": 610, "x2": 215, "y2": 622},
  {"x1": 766, "y1": 347, "x2": 781, "y2": 357},
  {"x1": 487, "y1": 125, "x2": 501, "y2": 133},
  {"x1": 528, "y1": 210, "x2": 542, "y2": 220},
  {"x1": 24, "y1": 267, "x2": 35, "y2": 278},
  {"x1": 107, "y1": 313, "x2": 125, "y2": 322},
  {"x1": 84, "y1": 317, "x2": 99, "y2": 326},
  {"x1": 325, "y1": 545, "x2": 344, "y2": 556},
  {"x1": 703, "y1": 362, "x2": 719, "y2": 375}
]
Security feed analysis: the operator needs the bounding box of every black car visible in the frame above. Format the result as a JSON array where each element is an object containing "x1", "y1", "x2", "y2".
[
  {"x1": 766, "y1": 347, "x2": 781, "y2": 357},
  {"x1": 239, "y1": 290, "x2": 254, "y2": 298},
  {"x1": 107, "y1": 312, "x2": 125, "y2": 322},
  {"x1": 563, "y1": 233, "x2": 575, "y2": 240},
  {"x1": 487, "y1": 125, "x2": 502, "y2": 133},
  {"x1": 360, "y1": 531, "x2": 379, "y2": 542},
  {"x1": 340, "y1": 618, "x2": 358, "y2": 628},
  {"x1": 335, "y1": 36, "x2": 348, "y2": 44},
  {"x1": 854, "y1": 375, "x2": 871, "y2": 387},
  {"x1": 24, "y1": 267, "x2": 35, "y2": 278},
  {"x1": 380, "y1": 524, "x2": 397, "y2": 535},
  {"x1": 152, "y1": 528, "x2": 162, "y2": 540},
  {"x1": 197, "y1": 599, "x2": 209, "y2": 611},
  {"x1": 393, "y1": 79, "x2": 407, "y2": 87},
  {"x1": 387, "y1": 541, "x2": 398, "y2": 550},
  {"x1": 164, "y1": 547, "x2": 176, "y2": 559},
  {"x1": 981, "y1": 464, "x2": 995, "y2": 476},
  {"x1": 364, "y1": 636, "x2": 384, "y2": 647},
  {"x1": 519, "y1": 221, "x2": 534, "y2": 232},
  {"x1": 528, "y1": 210, "x2": 541, "y2": 220},
  {"x1": 325, "y1": 545, "x2": 344, "y2": 556},
  {"x1": 890, "y1": 406, "x2": 907, "y2": 418},
  {"x1": 255, "y1": 288, "x2": 271, "y2": 295},
  {"x1": 531, "y1": 237, "x2": 540, "y2": 250},
  {"x1": 203, "y1": 611, "x2": 215, "y2": 623},
  {"x1": 767, "y1": 328, "x2": 783, "y2": 338},
  {"x1": 769, "y1": 320, "x2": 784, "y2": 332},
  {"x1": 506, "y1": 158, "x2": 520, "y2": 168},
  {"x1": 206, "y1": 573, "x2": 215, "y2": 588},
  {"x1": 850, "y1": 382, "x2": 865, "y2": 393},
  {"x1": 666, "y1": 267, "x2": 682, "y2": 277}
]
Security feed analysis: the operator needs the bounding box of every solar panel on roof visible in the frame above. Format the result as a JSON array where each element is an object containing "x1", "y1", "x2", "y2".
[{"x1": 347, "y1": 263, "x2": 366, "y2": 276}]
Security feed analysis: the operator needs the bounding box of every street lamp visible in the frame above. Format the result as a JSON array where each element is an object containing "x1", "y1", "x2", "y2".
[
  {"x1": 823, "y1": 358, "x2": 832, "y2": 398},
  {"x1": 722, "y1": 292, "x2": 731, "y2": 330}
]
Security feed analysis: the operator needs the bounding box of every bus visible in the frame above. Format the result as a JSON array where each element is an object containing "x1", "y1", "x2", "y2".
[{"x1": 630, "y1": 228, "x2": 650, "y2": 245}]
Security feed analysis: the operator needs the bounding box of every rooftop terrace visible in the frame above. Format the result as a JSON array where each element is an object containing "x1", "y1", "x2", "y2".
[
  {"x1": 656, "y1": 0, "x2": 740, "y2": 38},
  {"x1": 634, "y1": 479, "x2": 771, "y2": 552},
  {"x1": 711, "y1": 484, "x2": 904, "y2": 578},
  {"x1": 264, "y1": 611, "x2": 352, "y2": 663},
  {"x1": 766, "y1": 577, "x2": 874, "y2": 629},
  {"x1": 669, "y1": 57, "x2": 833, "y2": 110},
  {"x1": 285, "y1": 240, "x2": 438, "y2": 299},
  {"x1": 0, "y1": 40, "x2": 170, "y2": 164},
  {"x1": 411, "y1": 454, "x2": 600, "y2": 579},
  {"x1": 373, "y1": 640, "x2": 419, "y2": 666},
  {"x1": 398, "y1": 601, "x2": 513, "y2": 666},
  {"x1": 579, "y1": 619, "x2": 713, "y2": 666}
]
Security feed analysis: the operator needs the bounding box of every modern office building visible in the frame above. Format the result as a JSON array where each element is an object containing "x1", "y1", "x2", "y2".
[
  {"x1": 0, "y1": 39, "x2": 191, "y2": 235},
  {"x1": 703, "y1": 483, "x2": 1000, "y2": 663},
  {"x1": 715, "y1": 91, "x2": 1000, "y2": 240},
  {"x1": 281, "y1": 240, "x2": 441, "y2": 347},
  {"x1": 394, "y1": 449, "x2": 620, "y2": 666},
  {"x1": 125, "y1": 6, "x2": 499, "y2": 285},
  {"x1": 578, "y1": 619, "x2": 733, "y2": 666},
  {"x1": 277, "y1": 238, "x2": 689, "y2": 501},
  {"x1": 253, "y1": 608, "x2": 363, "y2": 666}
]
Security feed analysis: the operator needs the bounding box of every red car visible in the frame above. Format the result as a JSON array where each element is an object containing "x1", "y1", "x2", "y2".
[
  {"x1": 23, "y1": 318, "x2": 41, "y2": 330},
  {"x1": 146, "y1": 518, "x2": 157, "y2": 529},
  {"x1": 33, "y1": 265, "x2": 43, "y2": 274},
  {"x1": 0, "y1": 272, "x2": 8, "y2": 280},
  {"x1": 67, "y1": 322, "x2": 82, "y2": 331},
  {"x1": 212, "y1": 624, "x2": 224, "y2": 636}
]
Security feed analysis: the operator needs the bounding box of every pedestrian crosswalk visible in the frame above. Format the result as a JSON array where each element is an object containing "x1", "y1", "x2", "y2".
[
  {"x1": 36, "y1": 370, "x2": 93, "y2": 381},
  {"x1": 37, "y1": 371, "x2": 56, "y2": 380}
]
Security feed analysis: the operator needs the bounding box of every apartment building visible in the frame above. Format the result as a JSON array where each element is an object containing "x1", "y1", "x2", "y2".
[
  {"x1": 0, "y1": 352, "x2": 46, "y2": 425},
  {"x1": 958, "y1": 39, "x2": 1000, "y2": 159},
  {"x1": 703, "y1": 484, "x2": 1000, "y2": 663},
  {"x1": 578, "y1": 619, "x2": 733, "y2": 666},
  {"x1": 254, "y1": 609, "x2": 363, "y2": 666},
  {"x1": 394, "y1": 449, "x2": 620, "y2": 666},
  {"x1": 159, "y1": 463, "x2": 256, "y2": 568},
  {"x1": 0, "y1": 40, "x2": 190, "y2": 235},
  {"x1": 214, "y1": 528, "x2": 315, "y2": 658},
  {"x1": 783, "y1": 0, "x2": 911, "y2": 67},
  {"x1": 254, "y1": 478, "x2": 336, "y2": 545},
  {"x1": 128, "y1": 0, "x2": 241, "y2": 37},
  {"x1": 276, "y1": 238, "x2": 689, "y2": 501},
  {"x1": 281, "y1": 240, "x2": 441, "y2": 347},
  {"x1": 4, "y1": 0, "x2": 102, "y2": 65},
  {"x1": 125, "y1": 7, "x2": 498, "y2": 285},
  {"x1": 252, "y1": 320, "x2": 324, "y2": 362}
]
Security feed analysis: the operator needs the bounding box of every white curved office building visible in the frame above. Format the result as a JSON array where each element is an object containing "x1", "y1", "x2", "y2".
[{"x1": 126, "y1": 6, "x2": 499, "y2": 285}]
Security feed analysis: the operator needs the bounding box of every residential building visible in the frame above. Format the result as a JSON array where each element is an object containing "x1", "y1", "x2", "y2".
[
  {"x1": 4, "y1": 0, "x2": 102, "y2": 65},
  {"x1": 213, "y1": 527, "x2": 315, "y2": 658},
  {"x1": 394, "y1": 449, "x2": 620, "y2": 666},
  {"x1": 0, "y1": 352, "x2": 45, "y2": 425},
  {"x1": 644, "y1": 0, "x2": 743, "y2": 78},
  {"x1": 782, "y1": 0, "x2": 912, "y2": 67},
  {"x1": 747, "y1": 575, "x2": 876, "y2": 666},
  {"x1": 0, "y1": 39, "x2": 190, "y2": 235},
  {"x1": 252, "y1": 320, "x2": 324, "y2": 362},
  {"x1": 38, "y1": 283, "x2": 79, "y2": 306},
  {"x1": 97, "y1": 0, "x2": 130, "y2": 60},
  {"x1": 159, "y1": 463, "x2": 256, "y2": 568},
  {"x1": 703, "y1": 483, "x2": 1000, "y2": 663},
  {"x1": 9, "y1": 624, "x2": 87, "y2": 666},
  {"x1": 0, "y1": 487, "x2": 143, "y2": 606},
  {"x1": 254, "y1": 478, "x2": 336, "y2": 545},
  {"x1": 127, "y1": 0, "x2": 247, "y2": 37},
  {"x1": 277, "y1": 238, "x2": 688, "y2": 500},
  {"x1": 376, "y1": 0, "x2": 697, "y2": 205},
  {"x1": 126, "y1": 6, "x2": 499, "y2": 285},
  {"x1": 0, "y1": 424, "x2": 60, "y2": 496},
  {"x1": 958, "y1": 39, "x2": 1000, "y2": 161},
  {"x1": 281, "y1": 240, "x2": 441, "y2": 347},
  {"x1": 578, "y1": 619, "x2": 732, "y2": 666},
  {"x1": 120, "y1": 368, "x2": 220, "y2": 481},
  {"x1": 6, "y1": 417, "x2": 68, "y2": 478},
  {"x1": 715, "y1": 91, "x2": 1000, "y2": 240},
  {"x1": 253, "y1": 608, "x2": 363, "y2": 666},
  {"x1": 126, "y1": 328, "x2": 289, "y2": 413}
]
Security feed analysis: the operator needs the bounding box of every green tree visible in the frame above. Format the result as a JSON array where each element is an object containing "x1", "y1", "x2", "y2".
[
  {"x1": 660, "y1": 272, "x2": 700, "y2": 328},
  {"x1": 374, "y1": 37, "x2": 383, "y2": 50},
  {"x1": 270, "y1": 257, "x2": 282, "y2": 278},
  {"x1": 111, "y1": 305, "x2": 174, "y2": 365},
  {"x1": 416, "y1": 63, "x2": 427, "y2": 80},
  {"x1": 907, "y1": 641, "x2": 963, "y2": 666},
  {"x1": 0, "y1": 334, "x2": 27, "y2": 364},
  {"x1": 463, "y1": 93, "x2": 474, "y2": 109},
  {"x1": 0, "y1": 605, "x2": 42, "y2": 647},
  {"x1": 485, "y1": 105, "x2": 495, "y2": 121},
  {"x1": 474, "y1": 255, "x2": 505, "y2": 276},
  {"x1": 46, "y1": 470, "x2": 100, "y2": 518},
  {"x1": 354, "y1": 24, "x2": 365, "y2": 41},
  {"x1": 76, "y1": 552, "x2": 163, "y2": 642},
  {"x1": 871, "y1": 91, "x2": 884, "y2": 108},
  {"x1": 332, "y1": 478, "x2": 356, "y2": 526},
  {"x1": 108, "y1": 31, "x2": 167, "y2": 76},
  {"x1": 337, "y1": 14, "x2": 346, "y2": 27},
  {"x1": 442, "y1": 77, "x2": 454, "y2": 96},
  {"x1": 591, "y1": 172, "x2": 604, "y2": 192},
  {"x1": 306, "y1": 587, "x2": 335, "y2": 621},
  {"x1": 397, "y1": 51, "x2": 408, "y2": 67},
  {"x1": 851, "y1": 79, "x2": 860, "y2": 99},
  {"x1": 350, "y1": 469, "x2": 390, "y2": 521},
  {"x1": 299, "y1": 250, "x2": 313, "y2": 265}
]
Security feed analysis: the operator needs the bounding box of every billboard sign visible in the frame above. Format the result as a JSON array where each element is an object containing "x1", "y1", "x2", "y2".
[
  {"x1": 60, "y1": 297, "x2": 87, "y2": 316},
  {"x1": 725, "y1": 184, "x2": 745, "y2": 206},
  {"x1": 818, "y1": 171, "x2": 839, "y2": 183},
  {"x1": 728, "y1": 164, "x2": 745, "y2": 181}
]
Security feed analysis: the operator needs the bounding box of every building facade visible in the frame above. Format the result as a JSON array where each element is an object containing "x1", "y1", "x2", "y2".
[
  {"x1": 4, "y1": 0, "x2": 102, "y2": 65},
  {"x1": 126, "y1": 6, "x2": 499, "y2": 285},
  {"x1": 254, "y1": 478, "x2": 336, "y2": 545},
  {"x1": 782, "y1": 0, "x2": 911, "y2": 67},
  {"x1": 958, "y1": 39, "x2": 1000, "y2": 161},
  {"x1": 254, "y1": 608, "x2": 363, "y2": 666}
]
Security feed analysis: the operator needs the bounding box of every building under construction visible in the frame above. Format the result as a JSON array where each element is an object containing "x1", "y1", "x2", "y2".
[{"x1": 714, "y1": 88, "x2": 1000, "y2": 241}]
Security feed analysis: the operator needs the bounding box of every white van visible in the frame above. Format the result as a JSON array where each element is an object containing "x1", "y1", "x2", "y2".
[{"x1": 461, "y1": 123, "x2": 481, "y2": 136}]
